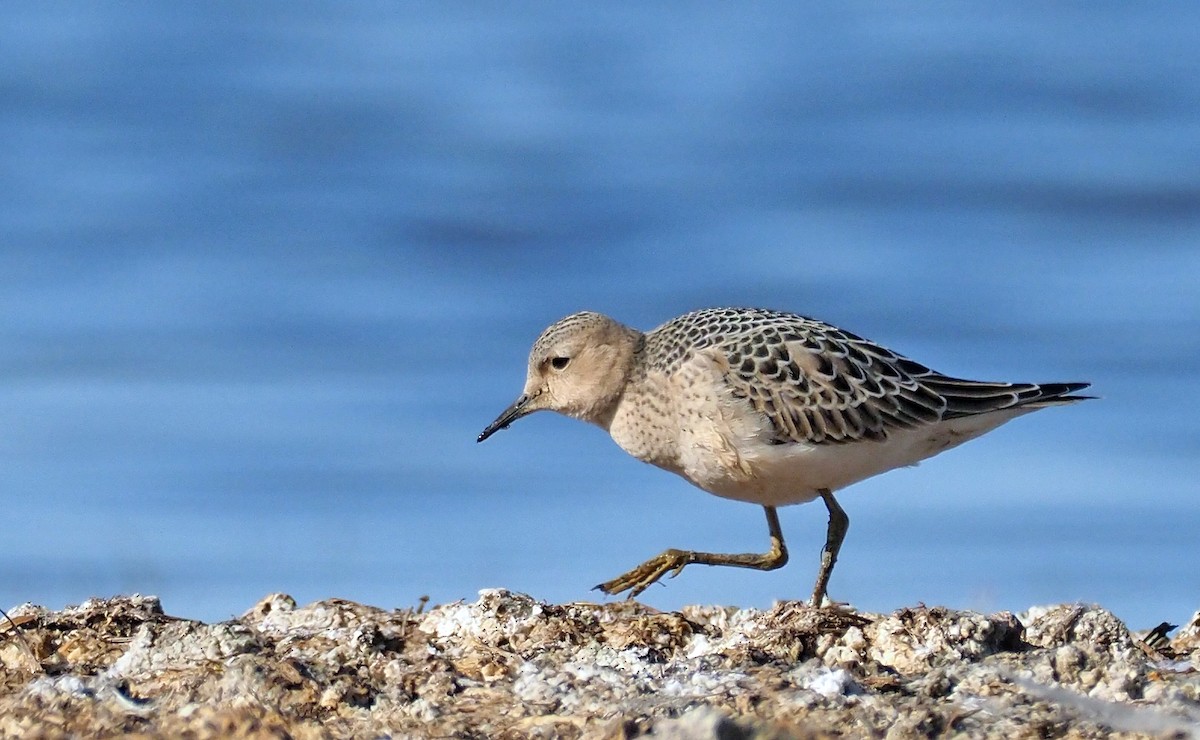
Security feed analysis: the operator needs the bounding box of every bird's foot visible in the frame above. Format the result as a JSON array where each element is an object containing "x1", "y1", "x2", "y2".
[
  {"x1": 594, "y1": 549, "x2": 691, "y2": 598},
  {"x1": 808, "y1": 593, "x2": 854, "y2": 611}
]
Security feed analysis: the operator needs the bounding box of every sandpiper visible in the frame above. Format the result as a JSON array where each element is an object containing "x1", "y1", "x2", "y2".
[{"x1": 478, "y1": 308, "x2": 1090, "y2": 606}]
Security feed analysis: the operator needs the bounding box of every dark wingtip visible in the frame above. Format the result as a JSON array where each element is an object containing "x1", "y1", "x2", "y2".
[
  {"x1": 1018, "y1": 381, "x2": 1097, "y2": 409},
  {"x1": 1055, "y1": 381, "x2": 1092, "y2": 394},
  {"x1": 1039, "y1": 381, "x2": 1095, "y2": 402},
  {"x1": 931, "y1": 377, "x2": 1096, "y2": 417}
]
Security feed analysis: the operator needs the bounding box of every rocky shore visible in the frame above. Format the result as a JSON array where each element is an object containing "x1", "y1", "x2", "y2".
[{"x1": 0, "y1": 590, "x2": 1197, "y2": 738}]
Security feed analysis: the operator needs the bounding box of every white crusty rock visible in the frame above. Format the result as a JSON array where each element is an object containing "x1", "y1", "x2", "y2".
[{"x1": 0, "y1": 591, "x2": 1198, "y2": 738}]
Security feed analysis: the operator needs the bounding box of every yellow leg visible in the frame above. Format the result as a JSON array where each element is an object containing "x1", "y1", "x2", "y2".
[
  {"x1": 809, "y1": 489, "x2": 848, "y2": 607},
  {"x1": 595, "y1": 506, "x2": 789, "y2": 598}
]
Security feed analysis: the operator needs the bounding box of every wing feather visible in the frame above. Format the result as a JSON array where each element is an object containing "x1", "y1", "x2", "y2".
[{"x1": 655, "y1": 308, "x2": 1091, "y2": 446}]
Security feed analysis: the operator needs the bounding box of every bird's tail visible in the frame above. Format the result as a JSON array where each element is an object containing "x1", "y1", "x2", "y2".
[{"x1": 922, "y1": 378, "x2": 1094, "y2": 418}]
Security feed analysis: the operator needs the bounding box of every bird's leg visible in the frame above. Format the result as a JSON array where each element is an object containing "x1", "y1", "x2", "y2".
[
  {"x1": 595, "y1": 506, "x2": 789, "y2": 598},
  {"x1": 809, "y1": 488, "x2": 849, "y2": 607}
]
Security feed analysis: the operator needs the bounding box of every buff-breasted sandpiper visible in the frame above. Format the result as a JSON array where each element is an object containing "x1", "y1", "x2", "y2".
[{"x1": 477, "y1": 307, "x2": 1091, "y2": 606}]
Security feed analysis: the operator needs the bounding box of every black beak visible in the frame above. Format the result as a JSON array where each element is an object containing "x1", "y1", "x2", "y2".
[{"x1": 477, "y1": 394, "x2": 531, "y2": 443}]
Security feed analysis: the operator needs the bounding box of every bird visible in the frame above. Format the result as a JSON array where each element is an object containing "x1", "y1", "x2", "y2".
[{"x1": 477, "y1": 307, "x2": 1091, "y2": 607}]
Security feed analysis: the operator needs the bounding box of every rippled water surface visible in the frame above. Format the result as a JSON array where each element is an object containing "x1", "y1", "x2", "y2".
[{"x1": 2, "y1": 4, "x2": 1198, "y2": 628}]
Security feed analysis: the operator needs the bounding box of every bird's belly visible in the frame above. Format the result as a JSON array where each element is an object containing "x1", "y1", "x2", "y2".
[
  {"x1": 683, "y1": 442, "x2": 859, "y2": 507},
  {"x1": 683, "y1": 410, "x2": 1029, "y2": 507}
]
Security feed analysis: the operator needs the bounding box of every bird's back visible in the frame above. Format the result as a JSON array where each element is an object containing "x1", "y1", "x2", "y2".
[{"x1": 608, "y1": 308, "x2": 1090, "y2": 503}]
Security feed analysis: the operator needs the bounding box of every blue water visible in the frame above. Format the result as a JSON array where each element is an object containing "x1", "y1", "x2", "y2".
[{"x1": 2, "y1": 4, "x2": 1198, "y2": 630}]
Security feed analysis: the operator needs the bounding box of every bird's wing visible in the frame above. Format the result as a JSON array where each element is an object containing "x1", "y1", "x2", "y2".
[{"x1": 705, "y1": 312, "x2": 1088, "y2": 446}]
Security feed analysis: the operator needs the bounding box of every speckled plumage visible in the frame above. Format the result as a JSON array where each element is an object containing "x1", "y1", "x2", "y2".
[
  {"x1": 640, "y1": 307, "x2": 1082, "y2": 443},
  {"x1": 479, "y1": 307, "x2": 1091, "y2": 604}
]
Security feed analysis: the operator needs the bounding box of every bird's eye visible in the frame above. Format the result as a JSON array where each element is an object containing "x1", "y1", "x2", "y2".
[{"x1": 550, "y1": 356, "x2": 570, "y2": 370}]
